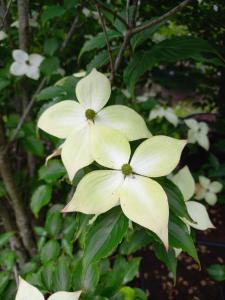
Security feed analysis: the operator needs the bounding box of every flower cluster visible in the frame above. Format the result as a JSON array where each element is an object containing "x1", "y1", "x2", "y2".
[
  {"x1": 38, "y1": 69, "x2": 187, "y2": 248},
  {"x1": 10, "y1": 49, "x2": 44, "y2": 80},
  {"x1": 196, "y1": 176, "x2": 223, "y2": 205},
  {"x1": 16, "y1": 277, "x2": 81, "y2": 300},
  {"x1": 185, "y1": 118, "x2": 209, "y2": 150},
  {"x1": 149, "y1": 105, "x2": 178, "y2": 127}
]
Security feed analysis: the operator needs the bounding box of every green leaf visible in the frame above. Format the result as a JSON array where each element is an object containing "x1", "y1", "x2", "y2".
[
  {"x1": 131, "y1": 22, "x2": 164, "y2": 50},
  {"x1": 81, "y1": 262, "x2": 100, "y2": 292},
  {"x1": 122, "y1": 257, "x2": 141, "y2": 284},
  {"x1": 40, "y1": 57, "x2": 60, "y2": 76},
  {"x1": 22, "y1": 135, "x2": 44, "y2": 157},
  {"x1": 87, "y1": 50, "x2": 110, "y2": 71},
  {"x1": 62, "y1": 238, "x2": 73, "y2": 257},
  {"x1": 207, "y1": 264, "x2": 225, "y2": 282},
  {"x1": 0, "y1": 78, "x2": 10, "y2": 92},
  {"x1": 0, "y1": 181, "x2": 6, "y2": 198},
  {"x1": 158, "y1": 178, "x2": 193, "y2": 222},
  {"x1": 83, "y1": 208, "x2": 128, "y2": 268},
  {"x1": 153, "y1": 243, "x2": 177, "y2": 279},
  {"x1": 44, "y1": 38, "x2": 59, "y2": 56},
  {"x1": 79, "y1": 31, "x2": 121, "y2": 59},
  {"x1": 0, "y1": 232, "x2": 14, "y2": 248},
  {"x1": 31, "y1": 185, "x2": 52, "y2": 217},
  {"x1": 41, "y1": 261, "x2": 56, "y2": 290},
  {"x1": 124, "y1": 36, "x2": 224, "y2": 95},
  {"x1": 169, "y1": 213, "x2": 199, "y2": 263},
  {"x1": 20, "y1": 262, "x2": 38, "y2": 276},
  {"x1": 37, "y1": 86, "x2": 67, "y2": 101},
  {"x1": 64, "y1": 0, "x2": 78, "y2": 9},
  {"x1": 55, "y1": 76, "x2": 78, "y2": 99},
  {"x1": 40, "y1": 240, "x2": 60, "y2": 263},
  {"x1": 0, "y1": 249, "x2": 16, "y2": 271},
  {"x1": 120, "y1": 229, "x2": 151, "y2": 255},
  {"x1": 41, "y1": 5, "x2": 66, "y2": 23},
  {"x1": 38, "y1": 160, "x2": 66, "y2": 183},
  {"x1": 53, "y1": 256, "x2": 71, "y2": 291},
  {"x1": 0, "y1": 273, "x2": 9, "y2": 295},
  {"x1": 45, "y1": 208, "x2": 63, "y2": 237}
]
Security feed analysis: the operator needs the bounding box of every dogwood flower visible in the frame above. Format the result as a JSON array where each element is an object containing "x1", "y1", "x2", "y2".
[
  {"x1": 38, "y1": 69, "x2": 151, "y2": 180},
  {"x1": 171, "y1": 166, "x2": 214, "y2": 230},
  {"x1": 184, "y1": 119, "x2": 209, "y2": 150},
  {"x1": 170, "y1": 166, "x2": 214, "y2": 257},
  {"x1": 62, "y1": 129, "x2": 186, "y2": 248},
  {"x1": 16, "y1": 277, "x2": 81, "y2": 300},
  {"x1": 195, "y1": 176, "x2": 223, "y2": 206},
  {"x1": 149, "y1": 106, "x2": 178, "y2": 126},
  {"x1": 10, "y1": 49, "x2": 44, "y2": 80}
]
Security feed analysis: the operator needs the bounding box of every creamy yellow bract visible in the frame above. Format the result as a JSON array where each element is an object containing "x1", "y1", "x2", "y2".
[
  {"x1": 38, "y1": 69, "x2": 151, "y2": 180},
  {"x1": 16, "y1": 277, "x2": 81, "y2": 300},
  {"x1": 62, "y1": 128, "x2": 186, "y2": 249}
]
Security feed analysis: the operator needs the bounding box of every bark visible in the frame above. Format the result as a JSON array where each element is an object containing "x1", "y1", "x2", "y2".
[
  {"x1": 0, "y1": 117, "x2": 36, "y2": 256},
  {"x1": 17, "y1": 0, "x2": 29, "y2": 51}
]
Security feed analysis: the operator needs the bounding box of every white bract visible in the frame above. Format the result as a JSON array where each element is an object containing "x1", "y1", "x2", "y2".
[
  {"x1": 38, "y1": 69, "x2": 151, "y2": 181},
  {"x1": 62, "y1": 131, "x2": 186, "y2": 248},
  {"x1": 195, "y1": 176, "x2": 223, "y2": 206},
  {"x1": 184, "y1": 118, "x2": 209, "y2": 150},
  {"x1": 171, "y1": 166, "x2": 214, "y2": 230},
  {"x1": 170, "y1": 166, "x2": 214, "y2": 256},
  {"x1": 16, "y1": 277, "x2": 81, "y2": 300},
  {"x1": 149, "y1": 106, "x2": 178, "y2": 127},
  {"x1": 10, "y1": 49, "x2": 44, "y2": 80}
]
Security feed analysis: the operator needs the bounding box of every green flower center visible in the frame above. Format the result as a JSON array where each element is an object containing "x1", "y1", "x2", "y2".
[
  {"x1": 85, "y1": 109, "x2": 96, "y2": 120},
  {"x1": 121, "y1": 164, "x2": 132, "y2": 176}
]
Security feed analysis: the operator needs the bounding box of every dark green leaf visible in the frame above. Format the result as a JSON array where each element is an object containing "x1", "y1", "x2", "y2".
[
  {"x1": 120, "y1": 229, "x2": 151, "y2": 255},
  {"x1": 124, "y1": 36, "x2": 224, "y2": 94},
  {"x1": 31, "y1": 185, "x2": 52, "y2": 217},
  {"x1": 0, "y1": 232, "x2": 14, "y2": 248},
  {"x1": 79, "y1": 31, "x2": 121, "y2": 59},
  {"x1": 37, "y1": 86, "x2": 67, "y2": 101},
  {"x1": 83, "y1": 207, "x2": 128, "y2": 268},
  {"x1": 81, "y1": 262, "x2": 100, "y2": 292},
  {"x1": 0, "y1": 273, "x2": 9, "y2": 294},
  {"x1": 53, "y1": 256, "x2": 71, "y2": 291},
  {"x1": 40, "y1": 57, "x2": 60, "y2": 76},
  {"x1": 38, "y1": 160, "x2": 66, "y2": 183},
  {"x1": 41, "y1": 5, "x2": 66, "y2": 23},
  {"x1": 44, "y1": 38, "x2": 59, "y2": 56},
  {"x1": 41, "y1": 261, "x2": 56, "y2": 290},
  {"x1": 45, "y1": 208, "x2": 63, "y2": 237},
  {"x1": 169, "y1": 213, "x2": 199, "y2": 263},
  {"x1": 22, "y1": 135, "x2": 44, "y2": 157},
  {"x1": 40, "y1": 240, "x2": 60, "y2": 263}
]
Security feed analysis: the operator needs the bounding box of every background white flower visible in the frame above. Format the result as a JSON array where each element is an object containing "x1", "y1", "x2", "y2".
[
  {"x1": 16, "y1": 277, "x2": 81, "y2": 300},
  {"x1": 149, "y1": 106, "x2": 178, "y2": 127},
  {"x1": 170, "y1": 166, "x2": 215, "y2": 256},
  {"x1": 62, "y1": 131, "x2": 186, "y2": 249},
  {"x1": 10, "y1": 49, "x2": 44, "y2": 80},
  {"x1": 195, "y1": 176, "x2": 223, "y2": 206},
  {"x1": 0, "y1": 30, "x2": 7, "y2": 41},
  {"x1": 184, "y1": 118, "x2": 209, "y2": 150}
]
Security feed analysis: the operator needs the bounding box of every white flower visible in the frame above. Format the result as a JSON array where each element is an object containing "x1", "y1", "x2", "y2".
[
  {"x1": 171, "y1": 166, "x2": 214, "y2": 230},
  {"x1": 196, "y1": 176, "x2": 223, "y2": 206},
  {"x1": 0, "y1": 30, "x2": 7, "y2": 41},
  {"x1": 16, "y1": 277, "x2": 81, "y2": 300},
  {"x1": 149, "y1": 106, "x2": 179, "y2": 127},
  {"x1": 10, "y1": 49, "x2": 44, "y2": 80},
  {"x1": 38, "y1": 69, "x2": 151, "y2": 181},
  {"x1": 184, "y1": 118, "x2": 209, "y2": 150},
  {"x1": 170, "y1": 166, "x2": 215, "y2": 256},
  {"x1": 62, "y1": 132, "x2": 186, "y2": 248}
]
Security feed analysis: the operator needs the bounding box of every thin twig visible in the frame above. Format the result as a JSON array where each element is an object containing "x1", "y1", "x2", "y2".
[
  {"x1": 95, "y1": 0, "x2": 130, "y2": 29},
  {"x1": 5, "y1": 78, "x2": 46, "y2": 153},
  {"x1": 114, "y1": 31, "x2": 132, "y2": 73},
  {"x1": 95, "y1": 3, "x2": 115, "y2": 81},
  {"x1": 131, "y1": 0, "x2": 192, "y2": 35},
  {"x1": 60, "y1": 16, "x2": 79, "y2": 52},
  {"x1": 0, "y1": 0, "x2": 13, "y2": 30},
  {"x1": 126, "y1": 0, "x2": 130, "y2": 24}
]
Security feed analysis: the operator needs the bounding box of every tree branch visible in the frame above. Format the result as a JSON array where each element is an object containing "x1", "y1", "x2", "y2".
[
  {"x1": 131, "y1": 0, "x2": 192, "y2": 35},
  {"x1": 0, "y1": 117, "x2": 36, "y2": 257},
  {"x1": 95, "y1": 3, "x2": 115, "y2": 81},
  {"x1": 94, "y1": 0, "x2": 130, "y2": 29},
  {"x1": 60, "y1": 16, "x2": 79, "y2": 52},
  {"x1": 0, "y1": 202, "x2": 27, "y2": 265},
  {"x1": 17, "y1": 0, "x2": 29, "y2": 51}
]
